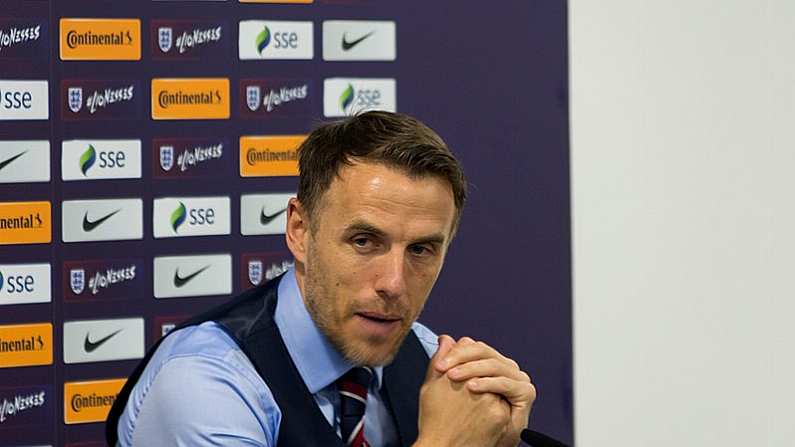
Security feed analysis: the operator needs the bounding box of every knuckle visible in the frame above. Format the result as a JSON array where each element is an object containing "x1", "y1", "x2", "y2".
[
  {"x1": 519, "y1": 371, "x2": 531, "y2": 382},
  {"x1": 459, "y1": 336, "x2": 476, "y2": 345}
]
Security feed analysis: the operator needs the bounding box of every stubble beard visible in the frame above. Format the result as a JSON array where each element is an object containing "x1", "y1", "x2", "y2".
[{"x1": 303, "y1": 250, "x2": 415, "y2": 367}]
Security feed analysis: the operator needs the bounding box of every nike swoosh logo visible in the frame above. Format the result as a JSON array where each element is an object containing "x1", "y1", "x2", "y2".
[
  {"x1": 84, "y1": 329, "x2": 123, "y2": 353},
  {"x1": 342, "y1": 31, "x2": 375, "y2": 51},
  {"x1": 260, "y1": 207, "x2": 287, "y2": 226},
  {"x1": 173, "y1": 265, "x2": 211, "y2": 288},
  {"x1": 0, "y1": 150, "x2": 27, "y2": 172},
  {"x1": 82, "y1": 209, "x2": 121, "y2": 232}
]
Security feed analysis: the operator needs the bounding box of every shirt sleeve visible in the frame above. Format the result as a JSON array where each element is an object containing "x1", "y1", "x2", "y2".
[{"x1": 128, "y1": 349, "x2": 280, "y2": 447}]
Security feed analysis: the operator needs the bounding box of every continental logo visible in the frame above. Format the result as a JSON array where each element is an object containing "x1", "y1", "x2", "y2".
[
  {"x1": 63, "y1": 378, "x2": 125, "y2": 424},
  {"x1": 60, "y1": 18, "x2": 141, "y2": 61},
  {"x1": 151, "y1": 78, "x2": 230, "y2": 120},
  {"x1": 239, "y1": 135, "x2": 304, "y2": 177},
  {"x1": 0, "y1": 323, "x2": 53, "y2": 368},
  {"x1": 0, "y1": 201, "x2": 51, "y2": 245}
]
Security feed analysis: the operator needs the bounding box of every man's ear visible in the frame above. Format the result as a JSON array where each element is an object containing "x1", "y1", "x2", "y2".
[{"x1": 285, "y1": 197, "x2": 309, "y2": 265}]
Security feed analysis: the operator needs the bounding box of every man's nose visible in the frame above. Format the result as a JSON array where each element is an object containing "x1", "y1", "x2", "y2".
[{"x1": 374, "y1": 249, "x2": 407, "y2": 300}]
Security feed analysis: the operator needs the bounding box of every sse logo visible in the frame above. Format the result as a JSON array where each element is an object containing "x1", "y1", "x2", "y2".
[
  {"x1": 0, "y1": 263, "x2": 51, "y2": 306},
  {"x1": 238, "y1": 20, "x2": 313, "y2": 60},
  {"x1": 61, "y1": 139, "x2": 142, "y2": 181},
  {"x1": 61, "y1": 80, "x2": 141, "y2": 120},
  {"x1": 152, "y1": 20, "x2": 227, "y2": 60},
  {"x1": 153, "y1": 196, "x2": 230, "y2": 238},
  {"x1": 0, "y1": 80, "x2": 48, "y2": 120},
  {"x1": 153, "y1": 138, "x2": 231, "y2": 179},
  {"x1": 324, "y1": 78, "x2": 396, "y2": 117},
  {"x1": 59, "y1": 18, "x2": 140, "y2": 60}
]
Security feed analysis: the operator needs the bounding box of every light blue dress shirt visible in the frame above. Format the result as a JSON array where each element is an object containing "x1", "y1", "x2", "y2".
[{"x1": 117, "y1": 269, "x2": 439, "y2": 446}]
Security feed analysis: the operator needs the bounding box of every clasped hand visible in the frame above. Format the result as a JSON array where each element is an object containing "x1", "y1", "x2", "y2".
[{"x1": 416, "y1": 335, "x2": 536, "y2": 447}]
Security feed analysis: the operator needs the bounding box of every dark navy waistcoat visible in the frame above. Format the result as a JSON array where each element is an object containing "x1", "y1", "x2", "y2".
[{"x1": 106, "y1": 275, "x2": 429, "y2": 447}]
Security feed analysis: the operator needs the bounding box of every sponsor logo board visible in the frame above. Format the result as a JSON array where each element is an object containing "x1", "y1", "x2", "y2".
[
  {"x1": 61, "y1": 198, "x2": 143, "y2": 243},
  {"x1": 61, "y1": 80, "x2": 141, "y2": 120},
  {"x1": 153, "y1": 254, "x2": 231, "y2": 298},
  {"x1": 322, "y1": 20, "x2": 396, "y2": 61},
  {"x1": 240, "y1": 193, "x2": 293, "y2": 235},
  {"x1": 63, "y1": 259, "x2": 142, "y2": 302},
  {"x1": 63, "y1": 378, "x2": 125, "y2": 424},
  {"x1": 153, "y1": 196, "x2": 230, "y2": 238},
  {"x1": 152, "y1": 137, "x2": 230, "y2": 178},
  {"x1": 240, "y1": 79, "x2": 311, "y2": 118},
  {"x1": 324, "y1": 78, "x2": 396, "y2": 117},
  {"x1": 0, "y1": 19, "x2": 48, "y2": 60},
  {"x1": 63, "y1": 318, "x2": 144, "y2": 364},
  {"x1": 61, "y1": 140, "x2": 141, "y2": 181},
  {"x1": 238, "y1": 20, "x2": 313, "y2": 60},
  {"x1": 239, "y1": 135, "x2": 304, "y2": 177},
  {"x1": 0, "y1": 141, "x2": 50, "y2": 184},
  {"x1": 0, "y1": 263, "x2": 50, "y2": 306},
  {"x1": 240, "y1": 251, "x2": 293, "y2": 290},
  {"x1": 0, "y1": 201, "x2": 51, "y2": 245},
  {"x1": 151, "y1": 78, "x2": 230, "y2": 120},
  {"x1": 0, "y1": 385, "x2": 52, "y2": 429},
  {"x1": 59, "y1": 18, "x2": 140, "y2": 61},
  {"x1": 151, "y1": 20, "x2": 227, "y2": 59},
  {"x1": 240, "y1": 0, "x2": 313, "y2": 3},
  {"x1": 0, "y1": 80, "x2": 48, "y2": 120},
  {"x1": 0, "y1": 323, "x2": 53, "y2": 368}
]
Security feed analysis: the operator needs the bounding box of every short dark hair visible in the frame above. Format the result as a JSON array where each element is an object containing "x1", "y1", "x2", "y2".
[{"x1": 297, "y1": 111, "x2": 467, "y2": 232}]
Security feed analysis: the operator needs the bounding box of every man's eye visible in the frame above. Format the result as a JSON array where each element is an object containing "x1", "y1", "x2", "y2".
[
  {"x1": 409, "y1": 245, "x2": 431, "y2": 256},
  {"x1": 353, "y1": 237, "x2": 371, "y2": 248}
]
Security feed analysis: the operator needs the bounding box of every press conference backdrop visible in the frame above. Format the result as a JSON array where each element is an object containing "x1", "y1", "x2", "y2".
[{"x1": 0, "y1": 1, "x2": 571, "y2": 445}]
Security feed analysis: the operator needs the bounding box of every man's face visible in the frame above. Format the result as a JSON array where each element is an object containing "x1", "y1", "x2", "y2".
[{"x1": 288, "y1": 161, "x2": 457, "y2": 366}]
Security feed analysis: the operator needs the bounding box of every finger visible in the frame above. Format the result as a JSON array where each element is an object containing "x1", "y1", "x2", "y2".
[
  {"x1": 446, "y1": 358, "x2": 529, "y2": 383},
  {"x1": 441, "y1": 340, "x2": 515, "y2": 372},
  {"x1": 429, "y1": 334, "x2": 456, "y2": 377},
  {"x1": 466, "y1": 377, "x2": 537, "y2": 407}
]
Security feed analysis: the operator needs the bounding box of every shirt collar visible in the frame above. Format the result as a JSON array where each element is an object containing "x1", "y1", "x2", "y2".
[{"x1": 274, "y1": 268, "x2": 384, "y2": 394}]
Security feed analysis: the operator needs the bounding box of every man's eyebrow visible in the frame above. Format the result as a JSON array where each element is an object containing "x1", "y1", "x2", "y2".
[
  {"x1": 346, "y1": 221, "x2": 447, "y2": 246},
  {"x1": 345, "y1": 221, "x2": 386, "y2": 237}
]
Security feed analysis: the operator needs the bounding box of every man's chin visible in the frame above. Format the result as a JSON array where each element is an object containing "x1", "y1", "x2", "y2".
[{"x1": 340, "y1": 337, "x2": 403, "y2": 367}]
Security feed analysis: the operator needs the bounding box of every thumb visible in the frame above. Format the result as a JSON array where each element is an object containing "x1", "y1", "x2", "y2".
[{"x1": 426, "y1": 334, "x2": 455, "y2": 380}]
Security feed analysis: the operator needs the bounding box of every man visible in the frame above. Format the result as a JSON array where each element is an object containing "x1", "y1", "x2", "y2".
[{"x1": 107, "y1": 111, "x2": 536, "y2": 446}]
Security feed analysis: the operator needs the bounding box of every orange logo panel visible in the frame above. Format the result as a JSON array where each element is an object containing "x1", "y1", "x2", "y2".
[
  {"x1": 239, "y1": 135, "x2": 305, "y2": 177},
  {"x1": 0, "y1": 323, "x2": 53, "y2": 368},
  {"x1": 64, "y1": 378, "x2": 126, "y2": 424},
  {"x1": 0, "y1": 201, "x2": 51, "y2": 245},
  {"x1": 151, "y1": 78, "x2": 230, "y2": 120},
  {"x1": 59, "y1": 18, "x2": 141, "y2": 61}
]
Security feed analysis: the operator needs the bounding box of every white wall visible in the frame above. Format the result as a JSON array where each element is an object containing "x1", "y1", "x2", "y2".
[{"x1": 570, "y1": 1, "x2": 795, "y2": 446}]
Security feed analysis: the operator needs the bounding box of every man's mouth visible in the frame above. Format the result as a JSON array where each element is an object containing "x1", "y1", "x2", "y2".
[{"x1": 354, "y1": 312, "x2": 402, "y2": 337}]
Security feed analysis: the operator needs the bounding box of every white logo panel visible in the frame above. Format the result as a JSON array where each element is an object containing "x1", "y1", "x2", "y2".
[
  {"x1": 323, "y1": 78, "x2": 396, "y2": 117},
  {"x1": 152, "y1": 196, "x2": 231, "y2": 238},
  {"x1": 238, "y1": 20, "x2": 313, "y2": 60},
  {"x1": 240, "y1": 193, "x2": 293, "y2": 236},
  {"x1": 0, "y1": 140, "x2": 50, "y2": 184},
  {"x1": 0, "y1": 80, "x2": 49, "y2": 120},
  {"x1": 63, "y1": 317, "x2": 144, "y2": 364},
  {"x1": 61, "y1": 140, "x2": 142, "y2": 181},
  {"x1": 153, "y1": 253, "x2": 231, "y2": 299},
  {"x1": 62, "y1": 198, "x2": 143, "y2": 243},
  {"x1": 0, "y1": 263, "x2": 51, "y2": 305},
  {"x1": 322, "y1": 20, "x2": 396, "y2": 61}
]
